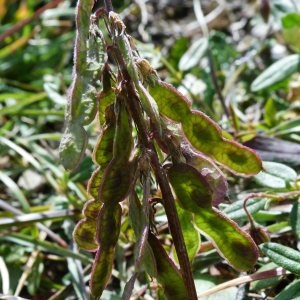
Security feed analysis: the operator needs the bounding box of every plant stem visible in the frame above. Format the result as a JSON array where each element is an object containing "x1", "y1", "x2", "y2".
[
  {"x1": 0, "y1": 0, "x2": 64, "y2": 43},
  {"x1": 197, "y1": 267, "x2": 289, "y2": 298},
  {"x1": 113, "y1": 48, "x2": 197, "y2": 299},
  {"x1": 104, "y1": 0, "x2": 114, "y2": 12}
]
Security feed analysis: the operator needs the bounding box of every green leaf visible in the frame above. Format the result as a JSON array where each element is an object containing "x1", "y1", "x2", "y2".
[
  {"x1": 73, "y1": 80, "x2": 98, "y2": 126},
  {"x1": 260, "y1": 242, "x2": 300, "y2": 275},
  {"x1": 194, "y1": 274, "x2": 237, "y2": 299},
  {"x1": 148, "y1": 232, "x2": 188, "y2": 300},
  {"x1": 27, "y1": 256, "x2": 44, "y2": 295},
  {"x1": 178, "y1": 37, "x2": 208, "y2": 71},
  {"x1": 90, "y1": 247, "x2": 116, "y2": 299},
  {"x1": 168, "y1": 163, "x2": 259, "y2": 271},
  {"x1": 223, "y1": 198, "x2": 268, "y2": 221},
  {"x1": 59, "y1": 122, "x2": 87, "y2": 170},
  {"x1": 274, "y1": 279, "x2": 300, "y2": 300},
  {"x1": 282, "y1": 13, "x2": 300, "y2": 53},
  {"x1": 251, "y1": 54, "x2": 300, "y2": 92},
  {"x1": 137, "y1": 82, "x2": 162, "y2": 134},
  {"x1": 112, "y1": 98, "x2": 133, "y2": 160},
  {"x1": 0, "y1": 234, "x2": 91, "y2": 264},
  {"x1": 254, "y1": 161, "x2": 297, "y2": 189},
  {"x1": 291, "y1": 200, "x2": 300, "y2": 240}
]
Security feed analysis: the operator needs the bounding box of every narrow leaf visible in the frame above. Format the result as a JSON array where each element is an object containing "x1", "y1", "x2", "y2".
[
  {"x1": 274, "y1": 279, "x2": 300, "y2": 300},
  {"x1": 291, "y1": 200, "x2": 300, "y2": 240},
  {"x1": 254, "y1": 161, "x2": 297, "y2": 189},
  {"x1": 223, "y1": 198, "x2": 268, "y2": 221},
  {"x1": 251, "y1": 54, "x2": 300, "y2": 91},
  {"x1": 260, "y1": 242, "x2": 300, "y2": 275},
  {"x1": 178, "y1": 37, "x2": 208, "y2": 71}
]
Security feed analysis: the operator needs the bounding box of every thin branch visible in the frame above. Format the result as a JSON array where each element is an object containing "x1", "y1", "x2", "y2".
[
  {"x1": 193, "y1": 0, "x2": 230, "y2": 119},
  {"x1": 197, "y1": 267, "x2": 289, "y2": 298},
  {"x1": 104, "y1": 0, "x2": 114, "y2": 13},
  {"x1": 0, "y1": 0, "x2": 64, "y2": 43},
  {"x1": 111, "y1": 45, "x2": 197, "y2": 299}
]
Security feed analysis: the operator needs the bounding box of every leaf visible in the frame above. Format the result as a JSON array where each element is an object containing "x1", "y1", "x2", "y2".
[
  {"x1": 223, "y1": 198, "x2": 268, "y2": 221},
  {"x1": 251, "y1": 54, "x2": 300, "y2": 92},
  {"x1": 274, "y1": 279, "x2": 300, "y2": 300},
  {"x1": 0, "y1": 234, "x2": 91, "y2": 264},
  {"x1": 73, "y1": 80, "x2": 98, "y2": 126},
  {"x1": 147, "y1": 232, "x2": 188, "y2": 300},
  {"x1": 254, "y1": 161, "x2": 297, "y2": 189},
  {"x1": 59, "y1": 122, "x2": 87, "y2": 170},
  {"x1": 112, "y1": 97, "x2": 133, "y2": 160},
  {"x1": 194, "y1": 274, "x2": 237, "y2": 300},
  {"x1": 282, "y1": 13, "x2": 300, "y2": 53},
  {"x1": 244, "y1": 135, "x2": 300, "y2": 166},
  {"x1": 90, "y1": 247, "x2": 115, "y2": 299},
  {"x1": 178, "y1": 37, "x2": 208, "y2": 71},
  {"x1": 27, "y1": 256, "x2": 44, "y2": 295},
  {"x1": 168, "y1": 163, "x2": 259, "y2": 271},
  {"x1": 291, "y1": 200, "x2": 300, "y2": 240},
  {"x1": 260, "y1": 242, "x2": 300, "y2": 275}
]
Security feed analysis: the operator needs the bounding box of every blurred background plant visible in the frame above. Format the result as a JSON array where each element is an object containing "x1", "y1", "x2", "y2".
[{"x1": 0, "y1": 0, "x2": 300, "y2": 299}]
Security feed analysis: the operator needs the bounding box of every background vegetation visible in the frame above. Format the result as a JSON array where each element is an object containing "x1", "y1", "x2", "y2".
[{"x1": 0, "y1": 0, "x2": 300, "y2": 299}]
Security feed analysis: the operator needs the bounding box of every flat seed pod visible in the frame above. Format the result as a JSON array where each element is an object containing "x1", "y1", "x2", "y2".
[
  {"x1": 73, "y1": 199, "x2": 102, "y2": 251},
  {"x1": 148, "y1": 233, "x2": 188, "y2": 300},
  {"x1": 99, "y1": 158, "x2": 136, "y2": 204},
  {"x1": 168, "y1": 163, "x2": 259, "y2": 271},
  {"x1": 90, "y1": 203, "x2": 122, "y2": 299},
  {"x1": 148, "y1": 81, "x2": 190, "y2": 123}
]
